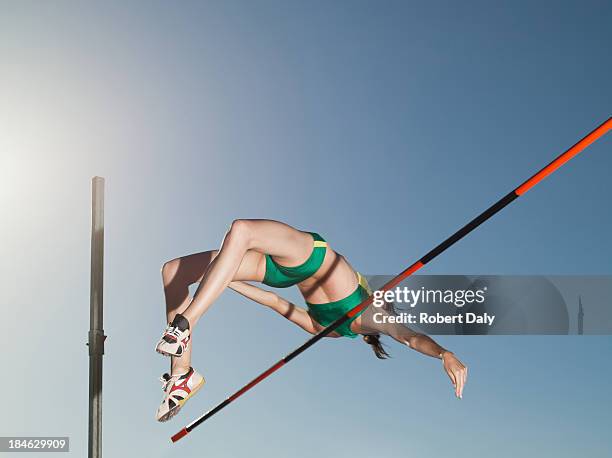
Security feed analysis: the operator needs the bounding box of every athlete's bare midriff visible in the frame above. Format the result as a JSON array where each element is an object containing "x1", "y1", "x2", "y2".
[{"x1": 296, "y1": 245, "x2": 359, "y2": 305}]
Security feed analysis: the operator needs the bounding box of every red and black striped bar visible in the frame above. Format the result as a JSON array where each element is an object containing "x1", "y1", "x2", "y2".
[{"x1": 172, "y1": 117, "x2": 611, "y2": 443}]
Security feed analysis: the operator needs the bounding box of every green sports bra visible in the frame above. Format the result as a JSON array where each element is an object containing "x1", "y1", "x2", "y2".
[{"x1": 262, "y1": 232, "x2": 327, "y2": 288}]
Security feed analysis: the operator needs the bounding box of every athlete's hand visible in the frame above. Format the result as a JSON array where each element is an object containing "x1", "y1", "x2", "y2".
[{"x1": 442, "y1": 351, "x2": 467, "y2": 399}]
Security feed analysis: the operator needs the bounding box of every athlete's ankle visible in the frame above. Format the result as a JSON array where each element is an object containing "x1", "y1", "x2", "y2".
[{"x1": 171, "y1": 366, "x2": 191, "y2": 377}]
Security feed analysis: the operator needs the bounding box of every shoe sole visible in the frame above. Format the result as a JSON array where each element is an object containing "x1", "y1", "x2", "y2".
[
  {"x1": 180, "y1": 376, "x2": 205, "y2": 406},
  {"x1": 155, "y1": 343, "x2": 191, "y2": 358}
]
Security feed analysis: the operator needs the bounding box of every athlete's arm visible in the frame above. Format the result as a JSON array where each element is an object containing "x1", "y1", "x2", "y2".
[
  {"x1": 228, "y1": 281, "x2": 318, "y2": 334},
  {"x1": 228, "y1": 280, "x2": 277, "y2": 307},
  {"x1": 396, "y1": 329, "x2": 468, "y2": 399},
  {"x1": 397, "y1": 332, "x2": 468, "y2": 399},
  {"x1": 406, "y1": 334, "x2": 468, "y2": 399}
]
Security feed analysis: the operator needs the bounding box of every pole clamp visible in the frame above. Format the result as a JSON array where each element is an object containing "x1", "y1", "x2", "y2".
[{"x1": 87, "y1": 330, "x2": 107, "y2": 356}]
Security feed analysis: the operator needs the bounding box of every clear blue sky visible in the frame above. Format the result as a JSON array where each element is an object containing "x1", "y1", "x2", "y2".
[{"x1": 1, "y1": 1, "x2": 611, "y2": 457}]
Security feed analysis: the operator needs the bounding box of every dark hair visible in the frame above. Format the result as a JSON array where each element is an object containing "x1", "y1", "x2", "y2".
[{"x1": 363, "y1": 334, "x2": 390, "y2": 359}]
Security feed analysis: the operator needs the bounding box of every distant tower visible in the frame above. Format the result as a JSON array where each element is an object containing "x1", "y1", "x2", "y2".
[{"x1": 577, "y1": 295, "x2": 584, "y2": 335}]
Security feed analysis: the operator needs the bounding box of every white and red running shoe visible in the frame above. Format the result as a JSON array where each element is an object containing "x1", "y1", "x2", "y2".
[
  {"x1": 156, "y1": 367, "x2": 205, "y2": 422},
  {"x1": 156, "y1": 313, "x2": 191, "y2": 357}
]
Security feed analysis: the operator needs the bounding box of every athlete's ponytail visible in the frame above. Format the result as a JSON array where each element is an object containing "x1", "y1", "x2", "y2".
[{"x1": 363, "y1": 334, "x2": 390, "y2": 359}]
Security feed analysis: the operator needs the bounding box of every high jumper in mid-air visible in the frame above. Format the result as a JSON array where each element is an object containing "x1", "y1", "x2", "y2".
[{"x1": 154, "y1": 219, "x2": 467, "y2": 422}]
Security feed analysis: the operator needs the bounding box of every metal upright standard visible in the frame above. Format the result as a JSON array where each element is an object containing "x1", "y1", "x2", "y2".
[
  {"x1": 173, "y1": 117, "x2": 611, "y2": 443},
  {"x1": 88, "y1": 177, "x2": 106, "y2": 458}
]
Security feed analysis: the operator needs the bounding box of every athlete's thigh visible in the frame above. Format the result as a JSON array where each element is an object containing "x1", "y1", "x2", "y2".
[
  {"x1": 169, "y1": 249, "x2": 264, "y2": 284},
  {"x1": 233, "y1": 249, "x2": 267, "y2": 282},
  {"x1": 167, "y1": 250, "x2": 218, "y2": 286},
  {"x1": 238, "y1": 219, "x2": 313, "y2": 265}
]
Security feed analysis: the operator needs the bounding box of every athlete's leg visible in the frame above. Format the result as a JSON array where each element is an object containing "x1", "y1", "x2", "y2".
[
  {"x1": 161, "y1": 251, "x2": 214, "y2": 374},
  {"x1": 161, "y1": 249, "x2": 265, "y2": 373},
  {"x1": 181, "y1": 219, "x2": 314, "y2": 327}
]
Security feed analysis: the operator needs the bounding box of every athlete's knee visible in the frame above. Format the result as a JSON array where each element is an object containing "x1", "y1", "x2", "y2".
[
  {"x1": 161, "y1": 258, "x2": 180, "y2": 285},
  {"x1": 225, "y1": 219, "x2": 253, "y2": 249}
]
